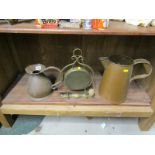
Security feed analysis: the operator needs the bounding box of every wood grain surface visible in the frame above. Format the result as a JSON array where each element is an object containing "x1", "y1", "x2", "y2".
[
  {"x1": 1, "y1": 104, "x2": 153, "y2": 117},
  {"x1": 2, "y1": 74, "x2": 151, "y2": 106},
  {"x1": 138, "y1": 95, "x2": 155, "y2": 130},
  {"x1": 0, "y1": 100, "x2": 13, "y2": 128},
  {"x1": 2, "y1": 74, "x2": 152, "y2": 118}
]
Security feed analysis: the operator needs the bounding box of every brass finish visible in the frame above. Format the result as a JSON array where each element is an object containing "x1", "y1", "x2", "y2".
[
  {"x1": 62, "y1": 48, "x2": 94, "y2": 91},
  {"x1": 64, "y1": 67, "x2": 91, "y2": 90},
  {"x1": 99, "y1": 55, "x2": 152, "y2": 104}
]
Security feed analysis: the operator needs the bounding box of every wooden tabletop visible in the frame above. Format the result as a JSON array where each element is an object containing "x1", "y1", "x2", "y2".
[
  {"x1": 2, "y1": 74, "x2": 151, "y2": 106},
  {"x1": 0, "y1": 21, "x2": 155, "y2": 35},
  {"x1": 1, "y1": 74, "x2": 153, "y2": 117}
]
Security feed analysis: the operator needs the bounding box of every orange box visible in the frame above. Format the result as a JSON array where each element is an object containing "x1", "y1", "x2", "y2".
[{"x1": 92, "y1": 19, "x2": 109, "y2": 29}]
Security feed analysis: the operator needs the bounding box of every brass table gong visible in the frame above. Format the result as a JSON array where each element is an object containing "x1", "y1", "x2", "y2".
[{"x1": 61, "y1": 48, "x2": 95, "y2": 98}]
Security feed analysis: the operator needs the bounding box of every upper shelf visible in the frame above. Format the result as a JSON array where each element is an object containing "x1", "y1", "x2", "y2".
[{"x1": 0, "y1": 21, "x2": 155, "y2": 35}]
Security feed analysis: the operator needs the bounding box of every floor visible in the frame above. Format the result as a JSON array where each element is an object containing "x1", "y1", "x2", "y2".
[
  {"x1": 0, "y1": 115, "x2": 44, "y2": 135},
  {"x1": 1, "y1": 115, "x2": 155, "y2": 135},
  {"x1": 28, "y1": 116, "x2": 155, "y2": 135}
]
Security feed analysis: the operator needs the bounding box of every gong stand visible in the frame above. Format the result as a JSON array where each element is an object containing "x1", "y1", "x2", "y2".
[{"x1": 60, "y1": 48, "x2": 95, "y2": 99}]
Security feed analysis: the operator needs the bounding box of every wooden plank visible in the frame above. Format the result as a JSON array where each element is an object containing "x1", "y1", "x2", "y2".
[
  {"x1": 2, "y1": 74, "x2": 151, "y2": 106},
  {"x1": 1, "y1": 104, "x2": 153, "y2": 117},
  {"x1": 138, "y1": 96, "x2": 155, "y2": 131},
  {"x1": 0, "y1": 99, "x2": 14, "y2": 128},
  {"x1": 0, "y1": 109, "x2": 13, "y2": 128},
  {"x1": 138, "y1": 113, "x2": 155, "y2": 131},
  {"x1": 0, "y1": 21, "x2": 155, "y2": 35}
]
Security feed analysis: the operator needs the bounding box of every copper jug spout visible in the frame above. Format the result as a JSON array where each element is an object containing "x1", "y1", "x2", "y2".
[{"x1": 99, "y1": 57, "x2": 110, "y2": 69}]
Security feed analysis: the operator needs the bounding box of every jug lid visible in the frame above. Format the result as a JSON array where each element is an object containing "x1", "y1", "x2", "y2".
[{"x1": 109, "y1": 55, "x2": 134, "y2": 66}]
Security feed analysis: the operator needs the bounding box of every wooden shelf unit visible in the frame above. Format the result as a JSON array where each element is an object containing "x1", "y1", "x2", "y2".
[
  {"x1": 0, "y1": 20, "x2": 155, "y2": 35},
  {"x1": 1, "y1": 74, "x2": 153, "y2": 117},
  {"x1": 0, "y1": 20, "x2": 155, "y2": 130}
]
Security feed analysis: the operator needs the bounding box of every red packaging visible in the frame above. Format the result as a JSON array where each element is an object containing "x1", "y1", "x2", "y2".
[
  {"x1": 92, "y1": 19, "x2": 101, "y2": 29},
  {"x1": 35, "y1": 19, "x2": 59, "y2": 29}
]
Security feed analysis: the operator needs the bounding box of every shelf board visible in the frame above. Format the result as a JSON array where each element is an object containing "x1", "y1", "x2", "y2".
[
  {"x1": 1, "y1": 74, "x2": 153, "y2": 117},
  {"x1": 0, "y1": 21, "x2": 155, "y2": 35},
  {"x1": 1, "y1": 104, "x2": 153, "y2": 117}
]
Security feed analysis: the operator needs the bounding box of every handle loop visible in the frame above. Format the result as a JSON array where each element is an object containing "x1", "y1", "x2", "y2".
[
  {"x1": 72, "y1": 48, "x2": 83, "y2": 56},
  {"x1": 130, "y1": 59, "x2": 152, "y2": 82},
  {"x1": 43, "y1": 66, "x2": 62, "y2": 89}
]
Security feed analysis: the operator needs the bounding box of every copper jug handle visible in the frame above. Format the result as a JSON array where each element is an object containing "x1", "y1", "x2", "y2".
[
  {"x1": 43, "y1": 66, "x2": 62, "y2": 89},
  {"x1": 130, "y1": 59, "x2": 152, "y2": 82}
]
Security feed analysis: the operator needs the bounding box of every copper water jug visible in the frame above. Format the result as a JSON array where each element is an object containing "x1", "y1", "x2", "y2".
[
  {"x1": 25, "y1": 64, "x2": 61, "y2": 99},
  {"x1": 99, "y1": 55, "x2": 152, "y2": 104}
]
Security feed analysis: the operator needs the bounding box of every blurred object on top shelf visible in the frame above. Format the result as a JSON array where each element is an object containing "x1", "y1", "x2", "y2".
[
  {"x1": 0, "y1": 19, "x2": 33, "y2": 25},
  {"x1": 80, "y1": 19, "x2": 84, "y2": 28},
  {"x1": 34, "y1": 19, "x2": 110, "y2": 29},
  {"x1": 125, "y1": 19, "x2": 152, "y2": 27},
  {"x1": 83, "y1": 19, "x2": 92, "y2": 29},
  {"x1": 60, "y1": 19, "x2": 70, "y2": 22},
  {"x1": 92, "y1": 19, "x2": 109, "y2": 29},
  {"x1": 111, "y1": 19, "x2": 124, "y2": 22},
  {"x1": 35, "y1": 19, "x2": 59, "y2": 28},
  {"x1": 0, "y1": 20, "x2": 8, "y2": 24},
  {"x1": 150, "y1": 20, "x2": 155, "y2": 27},
  {"x1": 112, "y1": 19, "x2": 155, "y2": 27},
  {"x1": 59, "y1": 20, "x2": 81, "y2": 29},
  {"x1": 69, "y1": 19, "x2": 81, "y2": 23}
]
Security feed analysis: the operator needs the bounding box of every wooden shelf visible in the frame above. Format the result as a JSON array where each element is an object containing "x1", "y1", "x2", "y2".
[
  {"x1": 0, "y1": 21, "x2": 155, "y2": 35},
  {"x1": 1, "y1": 74, "x2": 153, "y2": 117}
]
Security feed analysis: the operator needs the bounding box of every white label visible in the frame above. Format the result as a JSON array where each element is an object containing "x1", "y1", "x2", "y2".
[{"x1": 35, "y1": 65, "x2": 41, "y2": 71}]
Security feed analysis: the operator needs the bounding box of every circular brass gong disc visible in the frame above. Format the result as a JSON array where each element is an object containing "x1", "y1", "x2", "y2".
[{"x1": 64, "y1": 67, "x2": 91, "y2": 90}]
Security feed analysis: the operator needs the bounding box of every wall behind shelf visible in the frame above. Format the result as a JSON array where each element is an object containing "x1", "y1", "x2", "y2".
[
  {"x1": 0, "y1": 34, "x2": 19, "y2": 95},
  {"x1": 1, "y1": 34, "x2": 155, "y2": 98}
]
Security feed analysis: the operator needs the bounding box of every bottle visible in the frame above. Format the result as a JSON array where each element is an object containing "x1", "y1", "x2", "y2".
[{"x1": 84, "y1": 19, "x2": 92, "y2": 29}]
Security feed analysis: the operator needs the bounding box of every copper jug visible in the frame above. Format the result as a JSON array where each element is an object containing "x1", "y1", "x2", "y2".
[
  {"x1": 99, "y1": 55, "x2": 152, "y2": 104},
  {"x1": 25, "y1": 64, "x2": 61, "y2": 99}
]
